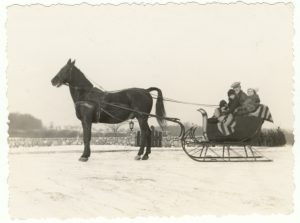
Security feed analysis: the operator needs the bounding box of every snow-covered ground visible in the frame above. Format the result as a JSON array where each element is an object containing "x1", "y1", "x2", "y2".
[{"x1": 8, "y1": 145, "x2": 294, "y2": 218}]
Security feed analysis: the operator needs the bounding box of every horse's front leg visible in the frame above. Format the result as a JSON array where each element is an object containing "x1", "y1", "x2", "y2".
[{"x1": 79, "y1": 117, "x2": 92, "y2": 162}]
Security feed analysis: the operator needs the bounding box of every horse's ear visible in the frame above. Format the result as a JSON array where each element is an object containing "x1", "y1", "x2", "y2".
[
  {"x1": 71, "y1": 60, "x2": 76, "y2": 65},
  {"x1": 67, "y1": 59, "x2": 72, "y2": 64}
]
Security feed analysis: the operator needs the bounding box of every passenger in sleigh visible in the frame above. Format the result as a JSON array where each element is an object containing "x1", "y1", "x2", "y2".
[
  {"x1": 208, "y1": 89, "x2": 238, "y2": 124},
  {"x1": 235, "y1": 88, "x2": 260, "y2": 115},
  {"x1": 209, "y1": 100, "x2": 229, "y2": 123},
  {"x1": 231, "y1": 81, "x2": 247, "y2": 106},
  {"x1": 227, "y1": 89, "x2": 240, "y2": 114}
]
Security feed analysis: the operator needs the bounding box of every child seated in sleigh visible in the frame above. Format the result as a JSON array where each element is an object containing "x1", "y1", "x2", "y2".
[
  {"x1": 208, "y1": 100, "x2": 230, "y2": 124},
  {"x1": 208, "y1": 89, "x2": 238, "y2": 124}
]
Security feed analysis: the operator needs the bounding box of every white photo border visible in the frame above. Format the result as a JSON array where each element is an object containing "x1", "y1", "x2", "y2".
[{"x1": 0, "y1": 0, "x2": 298, "y2": 222}]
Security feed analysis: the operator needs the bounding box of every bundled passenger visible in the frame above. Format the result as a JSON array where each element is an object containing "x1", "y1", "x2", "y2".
[
  {"x1": 214, "y1": 100, "x2": 229, "y2": 121},
  {"x1": 208, "y1": 100, "x2": 229, "y2": 123},
  {"x1": 235, "y1": 88, "x2": 261, "y2": 115},
  {"x1": 246, "y1": 88, "x2": 260, "y2": 105},
  {"x1": 227, "y1": 89, "x2": 239, "y2": 114},
  {"x1": 231, "y1": 82, "x2": 247, "y2": 106}
]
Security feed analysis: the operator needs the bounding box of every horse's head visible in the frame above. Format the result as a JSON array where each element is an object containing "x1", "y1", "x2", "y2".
[{"x1": 51, "y1": 59, "x2": 76, "y2": 87}]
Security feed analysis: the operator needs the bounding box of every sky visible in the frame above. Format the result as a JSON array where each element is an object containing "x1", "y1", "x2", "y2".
[{"x1": 7, "y1": 3, "x2": 294, "y2": 130}]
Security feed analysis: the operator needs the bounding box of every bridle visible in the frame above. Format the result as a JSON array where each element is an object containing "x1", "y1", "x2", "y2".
[
  {"x1": 59, "y1": 65, "x2": 94, "y2": 91},
  {"x1": 57, "y1": 66, "x2": 72, "y2": 87}
]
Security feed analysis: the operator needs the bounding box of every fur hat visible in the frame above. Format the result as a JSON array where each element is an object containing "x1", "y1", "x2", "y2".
[
  {"x1": 219, "y1": 100, "x2": 227, "y2": 107},
  {"x1": 247, "y1": 88, "x2": 259, "y2": 93}
]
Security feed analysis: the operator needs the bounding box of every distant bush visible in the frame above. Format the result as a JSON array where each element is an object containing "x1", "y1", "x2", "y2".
[
  {"x1": 282, "y1": 129, "x2": 294, "y2": 145},
  {"x1": 8, "y1": 112, "x2": 128, "y2": 138},
  {"x1": 8, "y1": 136, "x2": 135, "y2": 148},
  {"x1": 165, "y1": 124, "x2": 202, "y2": 137},
  {"x1": 9, "y1": 129, "x2": 80, "y2": 138},
  {"x1": 8, "y1": 113, "x2": 43, "y2": 132},
  {"x1": 252, "y1": 128, "x2": 291, "y2": 147}
]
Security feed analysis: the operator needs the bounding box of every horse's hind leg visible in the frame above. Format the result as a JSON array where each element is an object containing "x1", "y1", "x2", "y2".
[
  {"x1": 135, "y1": 116, "x2": 151, "y2": 160},
  {"x1": 134, "y1": 117, "x2": 144, "y2": 160},
  {"x1": 142, "y1": 121, "x2": 152, "y2": 160}
]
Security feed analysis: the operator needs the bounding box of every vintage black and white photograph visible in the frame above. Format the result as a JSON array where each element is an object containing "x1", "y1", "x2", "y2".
[{"x1": 1, "y1": 0, "x2": 297, "y2": 219}]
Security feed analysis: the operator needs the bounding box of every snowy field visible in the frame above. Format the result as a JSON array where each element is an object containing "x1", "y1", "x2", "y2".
[{"x1": 8, "y1": 145, "x2": 293, "y2": 218}]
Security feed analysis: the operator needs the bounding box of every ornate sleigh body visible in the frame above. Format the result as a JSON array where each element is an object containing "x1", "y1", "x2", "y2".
[{"x1": 181, "y1": 106, "x2": 273, "y2": 162}]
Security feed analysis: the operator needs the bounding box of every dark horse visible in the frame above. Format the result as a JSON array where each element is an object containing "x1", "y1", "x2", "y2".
[{"x1": 51, "y1": 59, "x2": 166, "y2": 161}]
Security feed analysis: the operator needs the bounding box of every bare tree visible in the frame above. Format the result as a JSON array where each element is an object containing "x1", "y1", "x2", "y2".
[{"x1": 106, "y1": 123, "x2": 124, "y2": 137}]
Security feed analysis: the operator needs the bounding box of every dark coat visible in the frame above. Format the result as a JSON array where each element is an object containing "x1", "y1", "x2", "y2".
[
  {"x1": 237, "y1": 90, "x2": 248, "y2": 106},
  {"x1": 228, "y1": 97, "x2": 240, "y2": 114},
  {"x1": 235, "y1": 93, "x2": 261, "y2": 115}
]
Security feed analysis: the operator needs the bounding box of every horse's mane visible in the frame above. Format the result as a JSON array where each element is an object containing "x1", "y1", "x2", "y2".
[{"x1": 71, "y1": 66, "x2": 93, "y2": 88}]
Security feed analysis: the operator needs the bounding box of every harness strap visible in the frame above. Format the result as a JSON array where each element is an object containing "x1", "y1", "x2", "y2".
[
  {"x1": 75, "y1": 101, "x2": 95, "y2": 109},
  {"x1": 75, "y1": 100, "x2": 127, "y2": 123},
  {"x1": 75, "y1": 101, "x2": 100, "y2": 122},
  {"x1": 100, "y1": 107, "x2": 125, "y2": 122}
]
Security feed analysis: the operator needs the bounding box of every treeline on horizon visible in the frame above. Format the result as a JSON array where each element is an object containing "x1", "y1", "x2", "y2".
[
  {"x1": 8, "y1": 113, "x2": 294, "y2": 146},
  {"x1": 8, "y1": 113, "x2": 128, "y2": 138}
]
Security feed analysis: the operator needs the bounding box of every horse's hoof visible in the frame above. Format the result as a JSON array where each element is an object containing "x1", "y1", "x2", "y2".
[
  {"x1": 142, "y1": 155, "x2": 149, "y2": 160},
  {"x1": 79, "y1": 157, "x2": 89, "y2": 162},
  {"x1": 134, "y1": 155, "x2": 141, "y2": 160}
]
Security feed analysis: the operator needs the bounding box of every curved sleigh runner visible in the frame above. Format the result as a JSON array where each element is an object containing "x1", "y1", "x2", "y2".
[{"x1": 181, "y1": 106, "x2": 273, "y2": 162}]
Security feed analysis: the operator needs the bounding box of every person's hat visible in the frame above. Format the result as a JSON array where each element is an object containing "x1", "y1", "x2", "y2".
[
  {"x1": 231, "y1": 82, "x2": 241, "y2": 88},
  {"x1": 247, "y1": 88, "x2": 259, "y2": 93},
  {"x1": 219, "y1": 100, "x2": 227, "y2": 107},
  {"x1": 227, "y1": 89, "x2": 236, "y2": 96}
]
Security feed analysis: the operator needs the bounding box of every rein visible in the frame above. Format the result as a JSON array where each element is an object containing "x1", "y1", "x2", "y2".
[
  {"x1": 150, "y1": 94, "x2": 218, "y2": 107},
  {"x1": 66, "y1": 83, "x2": 217, "y2": 108}
]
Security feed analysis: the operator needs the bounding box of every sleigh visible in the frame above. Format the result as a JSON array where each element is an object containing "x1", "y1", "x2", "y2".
[{"x1": 181, "y1": 105, "x2": 273, "y2": 162}]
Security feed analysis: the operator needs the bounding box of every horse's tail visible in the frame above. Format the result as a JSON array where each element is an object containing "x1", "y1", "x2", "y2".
[{"x1": 147, "y1": 87, "x2": 166, "y2": 129}]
